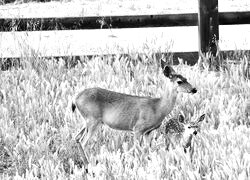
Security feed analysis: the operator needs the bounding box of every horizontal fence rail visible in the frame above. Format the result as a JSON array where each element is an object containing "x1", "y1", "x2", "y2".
[{"x1": 0, "y1": 11, "x2": 250, "y2": 31}]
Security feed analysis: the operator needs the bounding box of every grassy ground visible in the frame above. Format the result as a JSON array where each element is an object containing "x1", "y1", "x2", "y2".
[
  {"x1": 0, "y1": 0, "x2": 250, "y2": 179},
  {"x1": 0, "y1": 52, "x2": 249, "y2": 179}
]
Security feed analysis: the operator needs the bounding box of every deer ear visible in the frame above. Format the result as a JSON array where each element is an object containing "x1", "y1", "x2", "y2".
[
  {"x1": 197, "y1": 114, "x2": 206, "y2": 123},
  {"x1": 178, "y1": 114, "x2": 185, "y2": 123},
  {"x1": 160, "y1": 59, "x2": 167, "y2": 69},
  {"x1": 163, "y1": 66, "x2": 176, "y2": 78}
]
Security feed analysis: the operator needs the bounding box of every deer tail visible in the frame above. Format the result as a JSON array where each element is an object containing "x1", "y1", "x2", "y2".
[{"x1": 72, "y1": 102, "x2": 76, "y2": 112}]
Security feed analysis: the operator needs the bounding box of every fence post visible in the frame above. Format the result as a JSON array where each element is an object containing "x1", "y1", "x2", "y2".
[{"x1": 198, "y1": 0, "x2": 219, "y2": 66}]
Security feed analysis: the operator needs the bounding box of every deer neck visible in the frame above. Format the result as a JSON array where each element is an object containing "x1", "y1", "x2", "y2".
[{"x1": 158, "y1": 83, "x2": 178, "y2": 119}]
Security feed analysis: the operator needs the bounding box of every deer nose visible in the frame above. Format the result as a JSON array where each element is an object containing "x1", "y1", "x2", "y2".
[
  {"x1": 191, "y1": 88, "x2": 197, "y2": 94},
  {"x1": 193, "y1": 130, "x2": 198, "y2": 135}
]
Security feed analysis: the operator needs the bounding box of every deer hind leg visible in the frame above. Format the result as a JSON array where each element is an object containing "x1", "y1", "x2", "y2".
[
  {"x1": 75, "y1": 126, "x2": 88, "y2": 165},
  {"x1": 75, "y1": 118, "x2": 100, "y2": 166}
]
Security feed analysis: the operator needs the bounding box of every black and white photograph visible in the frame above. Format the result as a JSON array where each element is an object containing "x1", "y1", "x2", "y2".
[{"x1": 0, "y1": 0, "x2": 250, "y2": 179}]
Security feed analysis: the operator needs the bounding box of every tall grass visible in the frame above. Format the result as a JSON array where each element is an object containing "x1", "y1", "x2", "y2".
[{"x1": 0, "y1": 52, "x2": 249, "y2": 179}]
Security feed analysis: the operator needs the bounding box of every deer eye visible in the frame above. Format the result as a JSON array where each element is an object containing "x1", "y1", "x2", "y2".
[{"x1": 177, "y1": 81, "x2": 183, "y2": 84}]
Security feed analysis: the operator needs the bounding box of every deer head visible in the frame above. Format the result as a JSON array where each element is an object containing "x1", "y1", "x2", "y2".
[
  {"x1": 161, "y1": 59, "x2": 197, "y2": 94},
  {"x1": 164, "y1": 114, "x2": 206, "y2": 152}
]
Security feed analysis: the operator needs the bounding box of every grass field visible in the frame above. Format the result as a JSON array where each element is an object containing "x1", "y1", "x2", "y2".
[
  {"x1": 0, "y1": 0, "x2": 250, "y2": 179},
  {"x1": 0, "y1": 52, "x2": 249, "y2": 179}
]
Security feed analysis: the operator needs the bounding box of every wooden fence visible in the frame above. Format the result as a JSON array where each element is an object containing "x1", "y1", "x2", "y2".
[{"x1": 1, "y1": 12, "x2": 250, "y2": 31}]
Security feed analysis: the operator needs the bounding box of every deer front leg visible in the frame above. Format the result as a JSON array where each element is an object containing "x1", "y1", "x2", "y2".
[{"x1": 122, "y1": 131, "x2": 142, "y2": 157}]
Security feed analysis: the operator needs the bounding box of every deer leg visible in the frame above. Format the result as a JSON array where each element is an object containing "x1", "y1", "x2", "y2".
[
  {"x1": 75, "y1": 126, "x2": 86, "y2": 142},
  {"x1": 143, "y1": 135, "x2": 152, "y2": 149},
  {"x1": 164, "y1": 136, "x2": 171, "y2": 151},
  {"x1": 123, "y1": 131, "x2": 142, "y2": 156},
  {"x1": 75, "y1": 126, "x2": 89, "y2": 165},
  {"x1": 75, "y1": 119, "x2": 100, "y2": 169},
  {"x1": 133, "y1": 132, "x2": 143, "y2": 155}
]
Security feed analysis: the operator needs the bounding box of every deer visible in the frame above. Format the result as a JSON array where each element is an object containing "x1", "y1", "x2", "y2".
[
  {"x1": 162, "y1": 114, "x2": 206, "y2": 153},
  {"x1": 71, "y1": 59, "x2": 197, "y2": 170}
]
